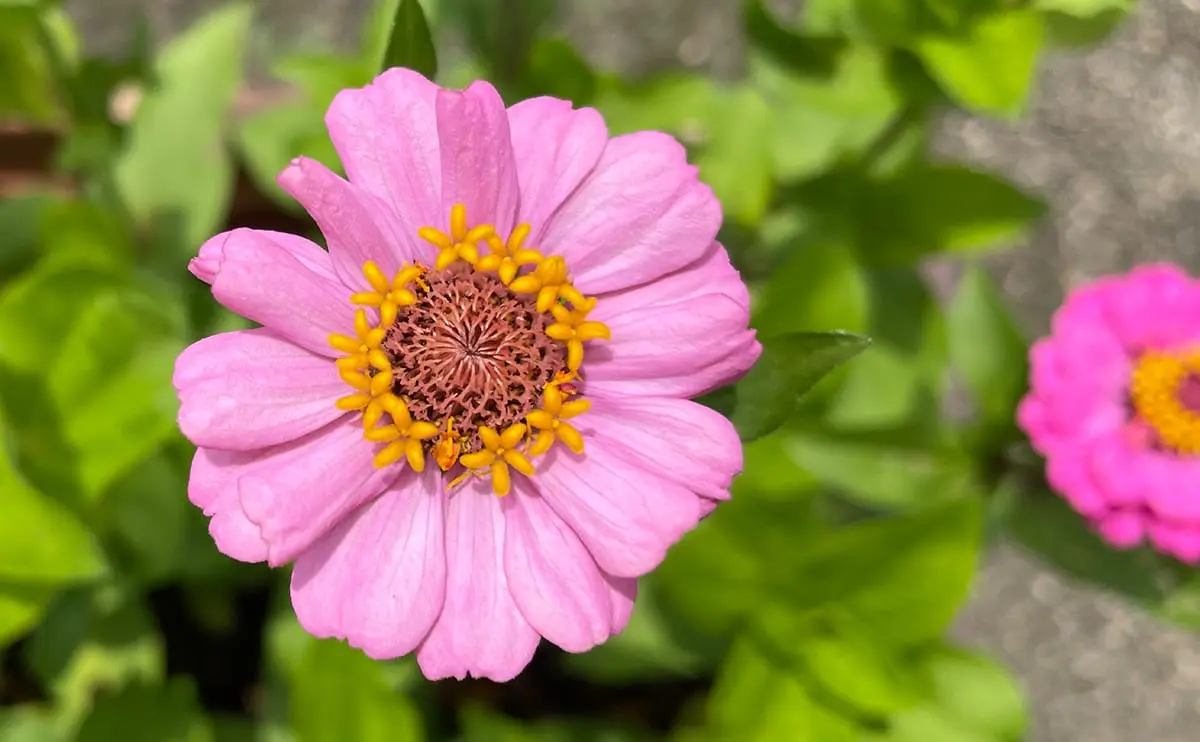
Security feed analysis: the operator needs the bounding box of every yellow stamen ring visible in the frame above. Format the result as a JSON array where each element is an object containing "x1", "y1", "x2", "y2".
[{"x1": 1131, "y1": 350, "x2": 1200, "y2": 455}]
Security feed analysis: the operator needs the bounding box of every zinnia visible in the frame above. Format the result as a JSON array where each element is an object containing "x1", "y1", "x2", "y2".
[
  {"x1": 1018, "y1": 263, "x2": 1200, "y2": 563},
  {"x1": 173, "y1": 68, "x2": 760, "y2": 680}
]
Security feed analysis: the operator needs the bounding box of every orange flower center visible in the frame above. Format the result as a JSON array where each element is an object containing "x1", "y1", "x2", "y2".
[{"x1": 1130, "y1": 350, "x2": 1200, "y2": 455}]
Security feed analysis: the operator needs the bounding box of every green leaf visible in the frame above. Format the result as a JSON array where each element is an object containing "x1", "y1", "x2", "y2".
[
  {"x1": 0, "y1": 431, "x2": 106, "y2": 583},
  {"x1": 880, "y1": 707, "x2": 990, "y2": 742},
  {"x1": 380, "y1": 0, "x2": 437, "y2": 78},
  {"x1": 753, "y1": 242, "x2": 869, "y2": 338},
  {"x1": 920, "y1": 648, "x2": 1026, "y2": 741},
  {"x1": 731, "y1": 331, "x2": 872, "y2": 441},
  {"x1": 0, "y1": 584, "x2": 57, "y2": 649},
  {"x1": 1041, "y1": 6, "x2": 1132, "y2": 47},
  {"x1": 781, "y1": 497, "x2": 982, "y2": 647},
  {"x1": 0, "y1": 706, "x2": 64, "y2": 742},
  {"x1": 707, "y1": 636, "x2": 861, "y2": 741},
  {"x1": 103, "y1": 452, "x2": 189, "y2": 582},
  {"x1": 237, "y1": 103, "x2": 339, "y2": 210},
  {"x1": 947, "y1": 267, "x2": 1028, "y2": 426},
  {"x1": 273, "y1": 53, "x2": 371, "y2": 111},
  {"x1": 516, "y1": 37, "x2": 597, "y2": 104},
  {"x1": 1033, "y1": 0, "x2": 1132, "y2": 14},
  {"x1": 696, "y1": 86, "x2": 774, "y2": 226},
  {"x1": 0, "y1": 7, "x2": 62, "y2": 124},
  {"x1": 593, "y1": 73, "x2": 718, "y2": 137},
  {"x1": 291, "y1": 640, "x2": 423, "y2": 742},
  {"x1": 914, "y1": 10, "x2": 1044, "y2": 119},
  {"x1": 852, "y1": 165, "x2": 1046, "y2": 265},
  {"x1": 459, "y1": 706, "x2": 651, "y2": 742},
  {"x1": 76, "y1": 679, "x2": 213, "y2": 742},
  {"x1": 114, "y1": 3, "x2": 251, "y2": 251}
]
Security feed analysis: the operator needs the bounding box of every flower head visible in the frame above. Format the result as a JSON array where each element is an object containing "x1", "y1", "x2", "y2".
[
  {"x1": 1018, "y1": 263, "x2": 1200, "y2": 563},
  {"x1": 173, "y1": 68, "x2": 760, "y2": 681}
]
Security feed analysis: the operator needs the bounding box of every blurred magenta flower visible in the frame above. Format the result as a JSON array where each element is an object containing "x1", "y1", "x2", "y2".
[
  {"x1": 173, "y1": 68, "x2": 759, "y2": 680},
  {"x1": 1019, "y1": 263, "x2": 1200, "y2": 562}
]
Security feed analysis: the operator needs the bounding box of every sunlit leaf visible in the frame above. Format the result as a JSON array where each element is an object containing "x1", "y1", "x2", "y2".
[{"x1": 380, "y1": 0, "x2": 437, "y2": 78}]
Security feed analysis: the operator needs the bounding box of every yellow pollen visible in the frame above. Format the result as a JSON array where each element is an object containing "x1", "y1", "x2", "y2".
[
  {"x1": 526, "y1": 384, "x2": 590, "y2": 456},
  {"x1": 349, "y1": 261, "x2": 425, "y2": 326},
  {"x1": 417, "y1": 203, "x2": 495, "y2": 270},
  {"x1": 477, "y1": 223, "x2": 543, "y2": 285},
  {"x1": 455, "y1": 423, "x2": 535, "y2": 496},
  {"x1": 1131, "y1": 351, "x2": 1200, "y2": 455},
  {"x1": 432, "y1": 417, "x2": 462, "y2": 472},
  {"x1": 545, "y1": 297, "x2": 611, "y2": 372},
  {"x1": 509, "y1": 255, "x2": 585, "y2": 313},
  {"x1": 329, "y1": 309, "x2": 393, "y2": 418},
  {"x1": 366, "y1": 396, "x2": 440, "y2": 471}
]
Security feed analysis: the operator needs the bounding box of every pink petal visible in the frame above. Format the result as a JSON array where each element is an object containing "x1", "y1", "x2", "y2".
[
  {"x1": 587, "y1": 333, "x2": 761, "y2": 400},
  {"x1": 277, "y1": 156, "x2": 419, "y2": 287},
  {"x1": 416, "y1": 479, "x2": 539, "y2": 681},
  {"x1": 174, "y1": 329, "x2": 345, "y2": 451},
  {"x1": 585, "y1": 296, "x2": 757, "y2": 391},
  {"x1": 1103, "y1": 264, "x2": 1200, "y2": 351},
  {"x1": 190, "y1": 229, "x2": 356, "y2": 357},
  {"x1": 1093, "y1": 510, "x2": 1146, "y2": 549},
  {"x1": 1087, "y1": 433, "x2": 1153, "y2": 509},
  {"x1": 1143, "y1": 454, "x2": 1200, "y2": 525},
  {"x1": 503, "y1": 481, "x2": 615, "y2": 653},
  {"x1": 606, "y1": 574, "x2": 637, "y2": 635},
  {"x1": 585, "y1": 395, "x2": 741, "y2": 501},
  {"x1": 435, "y1": 81, "x2": 519, "y2": 236},
  {"x1": 188, "y1": 448, "x2": 269, "y2": 563},
  {"x1": 1045, "y1": 450, "x2": 1108, "y2": 518},
  {"x1": 541, "y1": 131, "x2": 720, "y2": 294},
  {"x1": 237, "y1": 417, "x2": 399, "y2": 566},
  {"x1": 534, "y1": 442, "x2": 704, "y2": 578},
  {"x1": 506, "y1": 97, "x2": 607, "y2": 241},
  {"x1": 1148, "y1": 520, "x2": 1200, "y2": 564},
  {"x1": 590, "y1": 242, "x2": 750, "y2": 323},
  {"x1": 325, "y1": 68, "x2": 443, "y2": 242},
  {"x1": 290, "y1": 470, "x2": 447, "y2": 660}
]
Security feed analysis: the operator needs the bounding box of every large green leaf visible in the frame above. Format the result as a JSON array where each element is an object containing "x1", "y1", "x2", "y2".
[
  {"x1": 753, "y1": 242, "x2": 869, "y2": 339},
  {"x1": 0, "y1": 584, "x2": 57, "y2": 649},
  {"x1": 113, "y1": 3, "x2": 251, "y2": 251},
  {"x1": 380, "y1": 0, "x2": 437, "y2": 78},
  {"x1": 919, "y1": 648, "x2": 1027, "y2": 741},
  {"x1": 947, "y1": 267, "x2": 1028, "y2": 428},
  {"x1": 731, "y1": 331, "x2": 872, "y2": 441},
  {"x1": 696, "y1": 85, "x2": 774, "y2": 226},
  {"x1": 914, "y1": 10, "x2": 1044, "y2": 119},
  {"x1": 291, "y1": 640, "x2": 423, "y2": 742},
  {"x1": 0, "y1": 6, "x2": 62, "y2": 124},
  {"x1": 76, "y1": 679, "x2": 213, "y2": 742}
]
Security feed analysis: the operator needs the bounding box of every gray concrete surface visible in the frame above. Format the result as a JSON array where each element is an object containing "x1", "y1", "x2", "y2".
[{"x1": 62, "y1": 0, "x2": 1200, "y2": 739}]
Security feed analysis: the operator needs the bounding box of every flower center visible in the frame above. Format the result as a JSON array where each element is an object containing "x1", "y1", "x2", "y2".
[
  {"x1": 1130, "y1": 350, "x2": 1200, "y2": 454},
  {"x1": 326, "y1": 203, "x2": 610, "y2": 496}
]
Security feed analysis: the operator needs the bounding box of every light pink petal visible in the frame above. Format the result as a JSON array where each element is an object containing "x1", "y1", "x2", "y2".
[
  {"x1": 416, "y1": 479, "x2": 539, "y2": 681},
  {"x1": 277, "y1": 156, "x2": 418, "y2": 287},
  {"x1": 237, "y1": 418, "x2": 399, "y2": 566},
  {"x1": 541, "y1": 131, "x2": 720, "y2": 294},
  {"x1": 506, "y1": 97, "x2": 607, "y2": 241},
  {"x1": 586, "y1": 333, "x2": 761, "y2": 400},
  {"x1": 1143, "y1": 454, "x2": 1200, "y2": 525},
  {"x1": 290, "y1": 469, "x2": 446, "y2": 660},
  {"x1": 188, "y1": 448, "x2": 269, "y2": 563},
  {"x1": 435, "y1": 81, "x2": 519, "y2": 236},
  {"x1": 503, "y1": 482, "x2": 615, "y2": 653},
  {"x1": 1087, "y1": 433, "x2": 1154, "y2": 509},
  {"x1": 606, "y1": 575, "x2": 637, "y2": 635},
  {"x1": 589, "y1": 242, "x2": 750, "y2": 323},
  {"x1": 325, "y1": 68, "x2": 443, "y2": 243},
  {"x1": 585, "y1": 296, "x2": 758, "y2": 393},
  {"x1": 1016, "y1": 395, "x2": 1056, "y2": 454},
  {"x1": 174, "y1": 329, "x2": 344, "y2": 451},
  {"x1": 1093, "y1": 510, "x2": 1146, "y2": 549},
  {"x1": 585, "y1": 395, "x2": 741, "y2": 501},
  {"x1": 190, "y1": 229, "x2": 355, "y2": 357},
  {"x1": 1045, "y1": 450, "x2": 1108, "y2": 518},
  {"x1": 534, "y1": 442, "x2": 704, "y2": 578},
  {"x1": 1148, "y1": 520, "x2": 1200, "y2": 564},
  {"x1": 1102, "y1": 264, "x2": 1200, "y2": 352}
]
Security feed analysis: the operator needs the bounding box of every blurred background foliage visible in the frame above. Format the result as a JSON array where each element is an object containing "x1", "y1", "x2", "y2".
[{"x1": 0, "y1": 0, "x2": 1164, "y2": 739}]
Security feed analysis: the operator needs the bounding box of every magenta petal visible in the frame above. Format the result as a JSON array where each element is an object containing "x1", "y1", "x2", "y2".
[
  {"x1": 1104, "y1": 263, "x2": 1200, "y2": 351},
  {"x1": 435, "y1": 81, "x2": 520, "y2": 235},
  {"x1": 1044, "y1": 451, "x2": 1108, "y2": 518},
  {"x1": 591, "y1": 242, "x2": 750, "y2": 322},
  {"x1": 606, "y1": 574, "x2": 637, "y2": 635},
  {"x1": 506, "y1": 97, "x2": 607, "y2": 241},
  {"x1": 503, "y1": 481, "x2": 615, "y2": 653},
  {"x1": 192, "y1": 229, "x2": 355, "y2": 357},
  {"x1": 541, "y1": 131, "x2": 720, "y2": 294},
  {"x1": 290, "y1": 470, "x2": 446, "y2": 660},
  {"x1": 588, "y1": 333, "x2": 760, "y2": 400},
  {"x1": 1148, "y1": 521, "x2": 1200, "y2": 564},
  {"x1": 535, "y1": 443, "x2": 704, "y2": 578},
  {"x1": 237, "y1": 418, "x2": 399, "y2": 566},
  {"x1": 1094, "y1": 510, "x2": 1146, "y2": 549},
  {"x1": 325, "y1": 68, "x2": 443, "y2": 238},
  {"x1": 585, "y1": 395, "x2": 741, "y2": 501},
  {"x1": 188, "y1": 448, "x2": 269, "y2": 563},
  {"x1": 174, "y1": 329, "x2": 345, "y2": 451},
  {"x1": 277, "y1": 156, "x2": 420, "y2": 287},
  {"x1": 1144, "y1": 455, "x2": 1200, "y2": 525},
  {"x1": 417, "y1": 478, "x2": 539, "y2": 681}
]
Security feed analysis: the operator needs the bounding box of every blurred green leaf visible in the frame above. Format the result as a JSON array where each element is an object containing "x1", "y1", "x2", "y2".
[
  {"x1": 696, "y1": 86, "x2": 774, "y2": 226},
  {"x1": 732, "y1": 331, "x2": 872, "y2": 441},
  {"x1": 0, "y1": 6, "x2": 62, "y2": 123},
  {"x1": 292, "y1": 640, "x2": 423, "y2": 742},
  {"x1": 914, "y1": 11, "x2": 1044, "y2": 119},
  {"x1": 238, "y1": 103, "x2": 340, "y2": 209},
  {"x1": 920, "y1": 648, "x2": 1026, "y2": 741},
  {"x1": 744, "y1": 0, "x2": 845, "y2": 76},
  {"x1": 460, "y1": 706, "x2": 651, "y2": 742},
  {"x1": 273, "y1": 53, "x2": 370, "y2": 111},
  {"x1": 0, "y1": 584, "x2": 57, "y2": 649},
  {"x1": 381, "y1": 0, "x2": 437, "y2": 78},
  {"x1": 1033, "y1": 0, "x2": 1132, "y2": 14},
  {"x1": 754, "y1": 242, "x2": 869, "y2": 338},
  {"x1": 114, "y1": 3, "x2": 251, "y2": 251},
  {"x1": 514, "y1": 37, "x2": 597, "y2": 103},
  {"x1": 878, "y1": 707, "x2": 990, "y2": 742},
  {"x1": 594, "y1": 74, "x2": 717, "y2": 137},
  {"x1": 76, "y1": 679, "x2": 213, "y2": 742},
  {"x1": 564, "y1": 579, "x2": 714, "y2": 684},
  {"x1": 1041, "y1": 6, "x2": 1132, "y2": 47},
  {"x1": 441, "y1": 0, "x2": 553, "y2": 89},
  {"x1": 948, "y1": 267, "x2": 1028, "y2": 427},
  {"x1": 28, "y1": 589, "x2": 163, "y2": 732},
  {"x1": 103, "y1": 451, "x2": 189, "y2": 582},
  {"x1": 707, "y1": 636, "x2": 860, "y2": 741},
  {"x1": 0, "y1": 706, "x2": 64, "y2": 742},
  {"x1": 0, "y1": 195, "x2": 50, "y2": 275},
  {"x1": 803, "y1": 0, "x2": 946, "y2": 44}
]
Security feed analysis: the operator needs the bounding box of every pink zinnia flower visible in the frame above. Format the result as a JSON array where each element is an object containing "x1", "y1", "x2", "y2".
[
  {"x1": 173, "y1": 69, "x2": 759, "y2": 680},
  {"x1": 1018, "y1": 263, "x2": 1200, "y2": 563}
]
